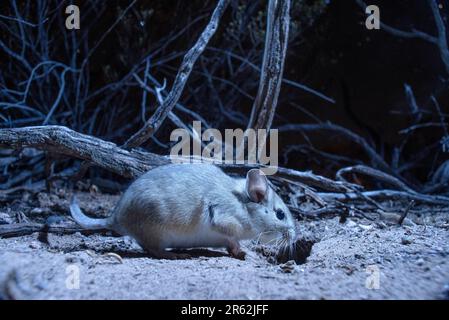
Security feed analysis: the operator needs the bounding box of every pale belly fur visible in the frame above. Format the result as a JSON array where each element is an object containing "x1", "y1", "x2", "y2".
[{"x1": 160, "y1": 223, "x2": 230, "y2": 249}]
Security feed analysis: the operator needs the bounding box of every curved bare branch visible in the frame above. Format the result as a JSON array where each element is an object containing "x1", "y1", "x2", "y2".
[{"x1": 122, "y1": 0, "x2": 230, "y2": 150}]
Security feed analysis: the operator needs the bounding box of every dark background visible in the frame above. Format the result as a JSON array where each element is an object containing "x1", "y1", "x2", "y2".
[{"x1": 1, "y1": 0, "x2": 448, "y2": 190}]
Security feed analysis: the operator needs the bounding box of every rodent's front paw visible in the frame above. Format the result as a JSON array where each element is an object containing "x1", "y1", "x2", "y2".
[
  {"x1": 226, "y1": 240, "x2": 246, "y2": 260},
  {"x1": 230, "y1": 250, "x2": 246, "y2": 260}
]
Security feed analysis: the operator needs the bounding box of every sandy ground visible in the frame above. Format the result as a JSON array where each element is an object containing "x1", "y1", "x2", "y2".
[{"x1": 0, "y1": 192, "x2": 449, "y2": 300}]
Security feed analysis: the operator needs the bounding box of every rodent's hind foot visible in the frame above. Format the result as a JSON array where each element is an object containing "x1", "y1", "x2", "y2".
[
  {"x1": 229, "y1": 249, "x2": 246, "y2": 260},
  {"x1": 146, "y1": 249, "x2": 191, "y2": 260},
  {"x1": 226, "y1": 240, "x2": 246, "y2": 260}
]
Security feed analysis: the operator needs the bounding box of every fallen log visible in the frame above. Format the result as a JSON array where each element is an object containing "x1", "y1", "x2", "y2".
[
  {"x1": 0, "y1": 222, "x2": 108, "y2": 238},
  {"x1": 0, "y1": 125, "x2": 357, "y2": 193},
  {"x1": 0, "y1": 125, "x2": 170, "y2": 178}
]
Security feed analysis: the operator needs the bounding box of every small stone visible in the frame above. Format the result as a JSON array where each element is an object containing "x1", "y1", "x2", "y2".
[
  {"x1": 29, "y1": 241, "x2": 40, "y2": 249},
  {"x1": 89, "y1": 184, "x2": 100, "y2": 194},
  {"x1": 376, "y1": 222, "x2": 387, "y2": 229},
  {"x1": 66, "y1": 255, "x2": 85, "y2": 264},
  {"x1": 416, "y1": 258, "x2": 425, "y2": 266},
  {"x1": 358, "y1": 224, "x2": 373, "y2": 231},
  {"x1": 401, "y1": 237, "x2": 413, "y2": 245},
  {"x1": 279, "y1": 260, "x2": 297, "y2": 273},
  {"x1": 343, "y1": 265, "x2": 354, "y2": 275}
]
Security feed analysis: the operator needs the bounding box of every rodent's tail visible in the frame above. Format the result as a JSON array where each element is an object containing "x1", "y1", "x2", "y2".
[{"x1": 70, "y1": 195, "x2": 110, "y2": 230}]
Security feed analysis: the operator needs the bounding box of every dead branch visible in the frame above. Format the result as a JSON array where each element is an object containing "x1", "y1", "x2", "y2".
[
  {"x1": 290, "y1": 206, "x2": 347, "y2": 219},
  {"x1": 247, "y1": 0, "x2": 291, "y2": 131},
  {"x1": 318, "y1": 189, "x2": 449, "y2": 206},
  {"x1": 223, "y1": 163, "x2": 358, "y2": 192},
  {"x1": 122, "y1": 0, "x2": 230, "y2": 149},
  {"x1": 0, "y1": 125, "x2": 170, "y2": 179},
  {"x1": 0, "y1": 181, "x2": 45, "y2": 202},
  {"x1": 207, "y1": 47, "x2": 335, "y2": 104},
  {"x1": 0, "y1": 222, "x2": 107, "y2": 238},
  {"x1": 0, "y1": 125, "x2": 358, "y2": 192},
  {"x1": 278, "y1": 123, "x2": 392, "y2": 173},
  {"x1": 398, "y1": 200, "x2": 415, "y2": 225},
  {"x1": 336, "y1": 165, "x2": 416, "y2": 193}
]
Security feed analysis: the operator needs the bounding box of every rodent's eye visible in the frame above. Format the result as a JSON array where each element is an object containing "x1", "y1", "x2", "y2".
[{"x1": 276, "y1": 209, "x2": 285, "y2": 220}]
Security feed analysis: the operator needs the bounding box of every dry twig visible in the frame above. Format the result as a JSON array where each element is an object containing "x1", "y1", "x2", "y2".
[{"x1": 122, "y1": 0, "x2": 230, "y2": 149}]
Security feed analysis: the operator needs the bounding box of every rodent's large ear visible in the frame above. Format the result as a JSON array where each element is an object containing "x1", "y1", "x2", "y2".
[{"x1": 245, "y1": 169, "x2": 268, "y2": 203}]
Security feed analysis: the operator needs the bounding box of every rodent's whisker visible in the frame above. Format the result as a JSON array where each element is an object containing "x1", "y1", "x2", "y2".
[
  {"x1": 254, "y1": 230, "x2": 285, "y2": 246},
  {"x1": 254, "y1": 230, "x2": 273, "y2": 244},
  {"x1": 264, "y1": 236, "x2": 281, "y2": 246}
]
